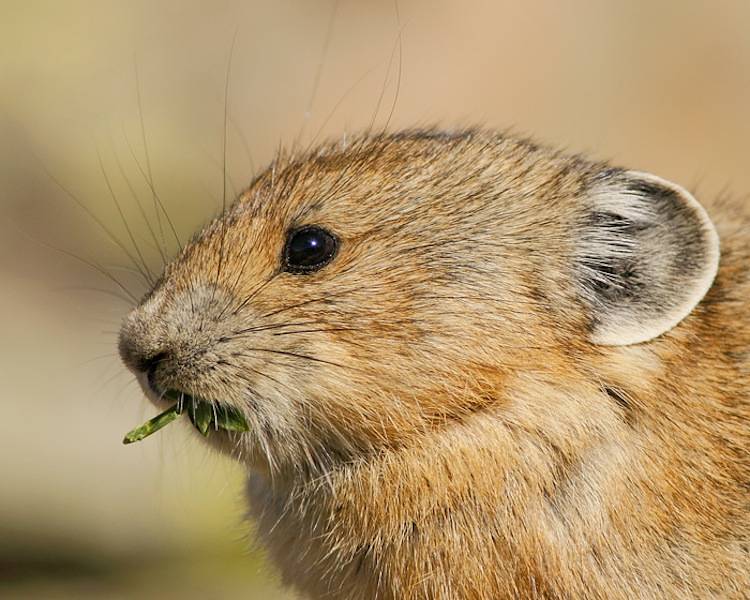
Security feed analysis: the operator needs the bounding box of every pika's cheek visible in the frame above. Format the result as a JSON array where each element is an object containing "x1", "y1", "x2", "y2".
[{"x1": 254, "y1": 382, "x2": 303, "y2": 429}]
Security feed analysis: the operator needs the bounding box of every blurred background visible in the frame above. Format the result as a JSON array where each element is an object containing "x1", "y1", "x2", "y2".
[{"x1": 1, "y1": 0, "x2": 748, "y2": 597}]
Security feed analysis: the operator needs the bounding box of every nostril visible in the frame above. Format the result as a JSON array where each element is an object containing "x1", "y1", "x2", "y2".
[
  {"x1": 137, "y1": 351, "x2": 169, "y2": 375},
  {"x1": 139, "y1": 352, "x2": 169, "y2": 393}
]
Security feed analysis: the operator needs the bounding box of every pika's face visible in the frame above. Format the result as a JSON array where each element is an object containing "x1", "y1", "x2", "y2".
[{"x1": 118, "y1": 131, "x2": 718, "y2": 472}]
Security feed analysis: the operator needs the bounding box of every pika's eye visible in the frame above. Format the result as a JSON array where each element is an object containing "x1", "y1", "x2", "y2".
[{"x1": 283, "y1": 225, "x2": 338, "y2": 273}]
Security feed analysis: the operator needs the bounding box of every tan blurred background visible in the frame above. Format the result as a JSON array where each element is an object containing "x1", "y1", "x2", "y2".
[{"x1": 1, "y1": 1, "x2": 748, "y2": 598}]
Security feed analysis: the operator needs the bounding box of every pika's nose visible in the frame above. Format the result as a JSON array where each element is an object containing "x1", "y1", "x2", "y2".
[
  {"x1": 118, "y1": 307, "x2": 171, "y2": 384},
  {"x1": 119, "y1": 328, "x2": 173, "y2": 395},
  {"x1": 118, "y1": 285, "x2": 218, "y2": 397},
  {"x1": 120, "y1": 332, "x2": 171, "y2": 391}
]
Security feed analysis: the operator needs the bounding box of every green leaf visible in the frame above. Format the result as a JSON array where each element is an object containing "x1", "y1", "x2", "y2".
[
  {"x1": 187, "y1": 399, "x2": 214, "y2": 436},
  {"x1": 122, "y1": 403, "x2": 180, "y2": 444},
  {"x1": 122, "y1": 394, "x2": 251, "y2": 445},
  {"x1": 214, "y1": 403, "x2": 251, "y2": 432}
]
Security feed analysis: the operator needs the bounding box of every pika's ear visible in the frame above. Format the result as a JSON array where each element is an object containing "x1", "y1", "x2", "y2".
[{"x1": 575, "y1": 170, "x2": 720, "y2": 346}]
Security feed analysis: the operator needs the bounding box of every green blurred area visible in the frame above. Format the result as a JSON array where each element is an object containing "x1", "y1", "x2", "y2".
[
  {"x1": 2, "y1": 545, "x2": 291, "y2": 599},
  {"x1": 1, "y1": 0, "x2": 749, "y2": 597}
]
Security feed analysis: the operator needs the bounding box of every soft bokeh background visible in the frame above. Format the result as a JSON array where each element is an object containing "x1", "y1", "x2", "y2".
[{"x1": 1, "y1": 1, "x2": 748, "y2": 597}]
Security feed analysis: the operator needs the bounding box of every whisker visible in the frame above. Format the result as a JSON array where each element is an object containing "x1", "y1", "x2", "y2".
[
  {"x1": 99, "y1": 367, "x2": 134, "y2": 390},
  {"x1": 229, "y1": 320, "x2": 321, "y2": 337},
  {"x1": 77, "y1": 352, "x2": 120, "y2": 367},
  {"x1": 39, "y1": 239, "x2": 138, "y2": 303},
  {"x1": 366, "y1": 20, "x2": 403, "y2": 136},
  {"x1": 273, "y1": 327, "x2": 360, "y2": 336},
  {"x1": 239, "y1": 348, "x2": 351, "y2": 370},
  {"x1": 306, "y1": 65, "x2": 378, "y2": 153},
  {"x1": 210, "y1": 30, "x2": 239, "y2": 323},
  {"x1": 211, "y1": 399, "x2": 219, "y2": 431},
  {"x1": 381, "y1": 0, "x2": 404, "y2": 135},
  {"x1": 222, "y1": 32, "x2": 238, "y2": 216},
  {"x1": 134, "y1": 59, "x2": 164, "y2": 251},
  {"x1": 224, "y1": 362, "x2": 296, "y2": 395},
  {"x1": 419, "y1": 294, "x2": 539, "y2": 306},
  {"x1": 295, "y1": 0, "x2": 340, "y2": 147},
  {"x1": 260, "y1": 288, "x2": 358, "y2": 320},
  {"x1": 133, "y1": 59, "x2": 184, "y2": 257},
  {"x1": 229, "y1": 115, "x2": 256, "y2": 177},
  {"x1": 113, "y1": 130, "x2": 168, "y2": 266},
  {"x1": 215, "y1": 244, "x2": 253, "y2": 319},
  {"x1": 56, "y1": 285, "x2": 135, "y2": 305},
  {"x1": 104, "y1": 264, "x2": 152, "y2": 277},
  {"x1": 217, "y1": 228, "x2": 269, "y2": 320},
  {"x1": 122, "y1": 126, "x2": 182, "y2": 255},
  {"x1": 33, "y1": 157, "x2": 149, "y2": 289},
  {"x1": 96, "y1": 148, "x2": 154, "y2": 285}
]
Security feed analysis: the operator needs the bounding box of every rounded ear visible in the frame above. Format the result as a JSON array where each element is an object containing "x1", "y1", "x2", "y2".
[{"x1": 575, "y1": 170, "x2": 720, "y2": 345}]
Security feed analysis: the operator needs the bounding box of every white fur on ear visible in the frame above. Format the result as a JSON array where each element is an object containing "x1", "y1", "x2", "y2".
[{"x1": 576, "y1": 170, "x2": 720, "y2": 346}]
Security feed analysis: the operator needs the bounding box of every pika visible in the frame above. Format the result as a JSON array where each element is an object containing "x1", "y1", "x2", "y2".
[{"x1": 119, "y1": 130, "x2": 749, "y2": 599}]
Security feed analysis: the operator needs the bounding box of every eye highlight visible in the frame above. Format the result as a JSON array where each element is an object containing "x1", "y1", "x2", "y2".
[{"x1": 283, "y1": 225, "x2": 338, "y2": 274}]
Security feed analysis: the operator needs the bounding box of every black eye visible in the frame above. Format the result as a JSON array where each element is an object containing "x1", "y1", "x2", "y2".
[{"x1": 283, "y1": 225, "x2": 338, "y2": 273}]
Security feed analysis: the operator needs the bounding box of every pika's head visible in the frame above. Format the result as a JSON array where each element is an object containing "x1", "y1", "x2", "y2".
[{"x1": 118, "y1": 130, "x2": 719, "y2": 473}]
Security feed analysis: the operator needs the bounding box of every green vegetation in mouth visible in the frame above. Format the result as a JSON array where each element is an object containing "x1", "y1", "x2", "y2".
[{"x1": 123, "y1": 392, "x2": 250, "y2": 444}]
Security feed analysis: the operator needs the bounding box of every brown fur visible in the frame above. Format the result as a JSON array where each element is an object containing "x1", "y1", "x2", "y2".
[{"x1": 119, "y1": 130, "x2": 749, "y2": 599}]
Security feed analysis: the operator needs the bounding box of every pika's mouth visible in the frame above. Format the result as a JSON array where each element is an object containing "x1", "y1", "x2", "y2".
[{"x1": 123, "y1": 389, "x2": 250, "y2": 444}]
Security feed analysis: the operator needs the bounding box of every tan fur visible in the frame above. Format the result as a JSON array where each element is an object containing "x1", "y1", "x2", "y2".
[{"x1": 119, "y1": 130, "x2": 750, "y2": 599}]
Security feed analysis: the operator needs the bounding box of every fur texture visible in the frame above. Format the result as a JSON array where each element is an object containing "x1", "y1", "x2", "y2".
[{"x1": 119, "y1": 130, "x2": 749, "y2": 599}]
